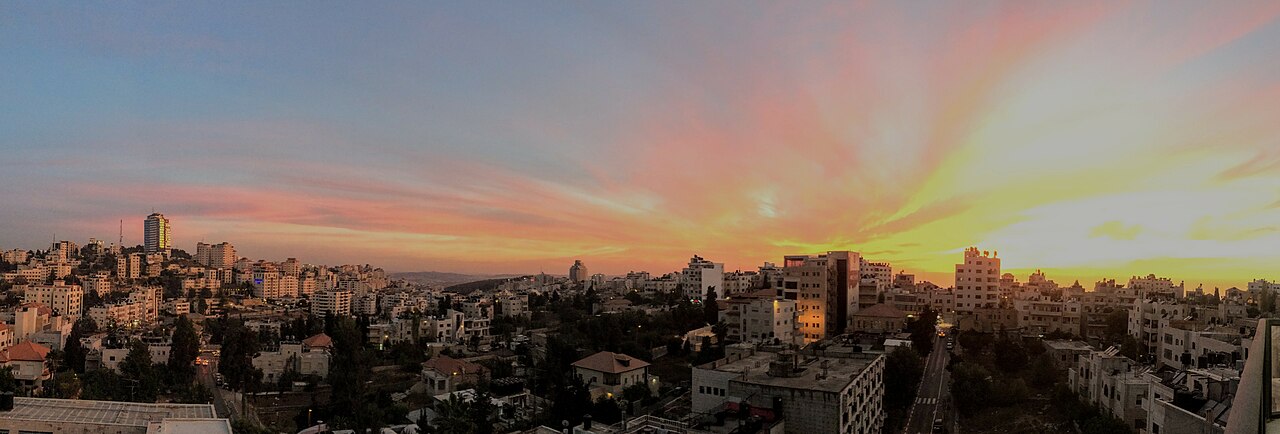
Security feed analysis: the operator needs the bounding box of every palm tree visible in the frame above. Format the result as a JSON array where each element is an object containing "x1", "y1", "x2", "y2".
[{"x1": 434, "y1": 394, "x2": 474, "y2": 434}]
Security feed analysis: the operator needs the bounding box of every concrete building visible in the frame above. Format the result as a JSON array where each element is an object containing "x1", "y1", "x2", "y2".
[
  {"x1": 681, "y1": 255, "x2": 725, "y2": 301},
  {"x1": 1145, "y1": 368, "x2": 1236, "y2": 434},
  {"x1": 1130, "y1": 274, "x2": 1184, "y2": 300},
  {"x1": 782, "y1": 251, "x2": 860, "y2": 343},
  {"x1": 569, "y1": 260, "x2": 589, "y2": 283},
  {"x1": 692, "y1": 346, "x2": 885, "y2": 434},
  {"x1": 143, "y1": 213, "x2": 172, "y2": 254},
  {"x1": 22, "y1": 281, "x2": 83, "y2": 319},
  {"x1": 422, "y1": 355, "x2": 487, "y2": 395},
  {"x1": 193, "y1": 242, "x2": 236, "y2": 269},
  {"x1": 252, "y1": 333, "x2": 332, "y2": 382},
  {"x1": 572, "y1": 351, "x2": 657, "y2": 401},
  {"x1": 1068, "y1": 346, "x2": 1150, "y2": 430},
  {"x1": 849, "y1": 303, "x2": 906, "y2": 334},
  {"x1": 955, "y1": 247, "x2": 1000, "y2": 312},
  {"x1": 719, "y1": 293, "x2": 799, "y2": 345},
  {"x1": 1042, "y1": 340, "x2": 1093, "y2": 369},
  {"x1": 311, "y1": 289, "x2": 352, "y2": 317},
  {"x1": 0, "y1": 397, "x2": 229, "y2": 434},
  {"x1": 0, "y1": 341, "x2": 52, "y2": 389}
]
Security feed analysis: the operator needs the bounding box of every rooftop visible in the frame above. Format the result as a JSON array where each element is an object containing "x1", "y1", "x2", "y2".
[
  {"x1": 1043, "y1": 340, "x2": 1093, "y2": 352},
  {"x1": 700, "y1": 349, "x2": 880, "y2": 393},
  {"x1": 573, "y1": 351, "x2": 650, "y2": 374},
  {"x1": 0, "y1": 397, "x2": 215, "y2": 428}
]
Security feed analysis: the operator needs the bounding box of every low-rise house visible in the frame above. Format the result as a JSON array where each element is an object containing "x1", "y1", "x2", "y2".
[
  {"x1": 572, "y1": 351, "x2": 657, "y2": 400},
  {"x1": 0, "y1": 341, "x2": 51, "y2": 389},
  {"x1": 422, "y1": 356, "x2": 487, "y2": 394}
]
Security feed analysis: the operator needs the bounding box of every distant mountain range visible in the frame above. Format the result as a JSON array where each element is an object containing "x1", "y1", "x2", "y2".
[{"x1": 389, "y1": 271, "x2": 522, "y2": 288}]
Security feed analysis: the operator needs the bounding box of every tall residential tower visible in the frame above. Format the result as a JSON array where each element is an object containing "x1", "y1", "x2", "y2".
[{"x1": 143, "y1": 213, "x2": 171, "y2": 254}]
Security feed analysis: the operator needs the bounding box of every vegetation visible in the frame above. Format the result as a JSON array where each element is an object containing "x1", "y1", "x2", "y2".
[
  {"x1": 882, "y1": 346, "x2": 925, "y2": 433},
  {"x1": 951, "y1": 332, "x2": 1134, "y2": 433}
]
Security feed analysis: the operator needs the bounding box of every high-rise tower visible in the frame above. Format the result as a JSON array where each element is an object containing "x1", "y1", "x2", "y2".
[{"x1": 144, "y1": 213, "x2": 171, "y2": 254}]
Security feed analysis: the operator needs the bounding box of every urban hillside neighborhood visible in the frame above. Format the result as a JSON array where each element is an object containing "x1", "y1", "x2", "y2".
[{"x1": 0, "y1": 214, "x2": 1273, "y2": 434}]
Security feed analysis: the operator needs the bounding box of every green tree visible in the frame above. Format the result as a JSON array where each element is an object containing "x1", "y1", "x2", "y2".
[
  {"x1": 168, "y1": 315, "x2": 200, "y2": 383},
  {"x1": 218, "y1": 321, "x2": 262, "y2": 391},
  {"x1": 435, "y1": 394, "x2": 475, "y2": 434},
  {"x1": 908, "y1": 306, "x2": 938, "y2": 356},
  {"x1": 993, "y1": 337, "x2": 1028, "y2": 373},
  {"x1": 951, "y1": 362, "x2": 993, "y2": 416},
  {"x1": 1029, "y1": 354, "x2": 1061, "y2": 388},
  {"x1": 882, "y1": 346, "x2": 925, "y2": 431},
  {"x1": 703, "y1": 287, "x2": 719, "y2": 323},
  {"x1": 63, "y1": 317, "x2": 98, "y2": 374},
  {"x1": 46, "y1": 371, "x2": 81, "y2": 398},
  {"x1": 0, "y1": 366, "x2": 17, "y2": 394},
  {"x1": 1104, "y1": 309, "x2": 1128, "y2": 341},
  {"x1": 327, "y1": 316, "x2": 371, "y2": 426},
  {"x1": 119, "y1": 339, "x2": 159, "y2": 402}
]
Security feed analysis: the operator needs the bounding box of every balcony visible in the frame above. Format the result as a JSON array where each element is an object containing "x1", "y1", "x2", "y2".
[{"x1": 1226, "y1": 318, "x2": 1280, "y2": 433}]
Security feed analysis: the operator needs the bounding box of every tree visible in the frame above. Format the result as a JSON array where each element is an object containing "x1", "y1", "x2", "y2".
[
  {"x1": 882, "y1": 346, "x2": 925, "y2": 431},
  {"x1": 703, "y1": 287, "x2": 719, "y2": 323},
  {"x1": 119, "y1": 339, "x2": 159, "y2": 402},
  {"x1": 46, "y1": 371, "x2": 81, "y2": 398},
  {"x1": 327, "y1": 316, "x2": 371, "y2": 424},
  {"x1": 1103, "y1": 309, "x2": 1128, "y2": 342},
  {"x1": 951, "y1": 362, "x2": 993, "y2": 416},
  {"x1": 1029, "y1": 354, "x2": 1061, "y2": 388},
  {"x1": 907, "y1": 306, "x2": 938, "y2": 356},
  {"x1": 168, "y1": 315, "x2": 200, "y2": 383},
  {"x1": 435, "y1": 394, "x2": 475, "y2": 434},
  {"x1": 218, "y1": 321, "x2": 262, "y2": 391},
  {"x1": 622, "y1": 383, "x2": 652, "y2": 403},
  {"x1": 993, "y1": 337, "x2": 1028, "y2": 373},
  {"x1": 0, "y1": 366, "x2": 16, "y2": 394},
  {"x1": 63, "y1": 317, "x2": 98, "y2": 374}
]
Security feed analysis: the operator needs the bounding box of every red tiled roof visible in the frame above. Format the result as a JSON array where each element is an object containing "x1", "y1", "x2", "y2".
[
  {"x1": 0, "y1": 341, "x2": 50, "y2": 363},
  {"x1": 572, "y1": 351, "x2": 649, "y2": 374},
  {"x1": 423, "y1": 356, "x2": 485, "y2": 376},
  {"x1": 853, "y1": 303, "x2": 906, "y2": 319},
  {"x1": 302, "y1": 333, "x2": 332, "y2": 348}
]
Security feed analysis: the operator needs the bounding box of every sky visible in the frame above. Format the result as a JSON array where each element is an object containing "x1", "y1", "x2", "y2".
[{"x1": 2, "y1": 1, "x2": 1280, "y2": 289}]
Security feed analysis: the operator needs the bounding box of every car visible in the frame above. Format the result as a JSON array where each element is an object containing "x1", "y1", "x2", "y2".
[{"x1": 933, "y1": 419, "x2": 945, "y2": 432}]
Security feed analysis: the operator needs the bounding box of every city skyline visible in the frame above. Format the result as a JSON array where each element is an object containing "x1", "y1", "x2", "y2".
[{"x1": 4, "y1": 2, "x2": 1280, "y2": 289}]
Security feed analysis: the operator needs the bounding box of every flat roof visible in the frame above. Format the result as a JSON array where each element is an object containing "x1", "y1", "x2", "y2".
[
  {"x1": 1044, "y1": 340, "x2": 1093, "y2": 351},
  {"x1": 146, "y1": 418, "x2": 234, "y2": 434},
  {"x1": 0, "y1": 397, "x2": 215, "y2": 428},
  {"x1": 710, "y1": 351, "x2": 879, "y2": 393}
]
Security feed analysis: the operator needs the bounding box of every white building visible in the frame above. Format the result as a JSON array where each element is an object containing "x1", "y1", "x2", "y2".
[
  {"x1": 311, "y1": 289, "x2": 352, "y2": 317},
  {"x1": 681, "y1": 255, "x2": 725, "y2": 300},
  {"x1": 955, "y1": 247, "x2": 1000, "y2": 312}
]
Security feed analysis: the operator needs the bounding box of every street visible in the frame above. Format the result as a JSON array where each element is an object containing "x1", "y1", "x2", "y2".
[{"x1": 902, "y1": 335, "x2": 953, "y2": 434}]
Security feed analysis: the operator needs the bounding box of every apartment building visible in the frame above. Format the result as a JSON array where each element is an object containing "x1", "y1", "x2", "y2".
[
  {"x1": 955, "y1": 247, "x2": 1000, "y2": 312},
  {"x1": 1069, "y1": 346, "x2": 1151, "y2": 430},
  {"x1": 681, "y1": 255, "x2": 725, "y2": 300},
  {"x1": 692, "y1": 346, "x2": 885, "y2": 434},
  {"x1": 780, "y1": 251, "x2": 860, "y2": 343},
  {"x1": 22, "y1": 281, "x2": 83, "y2": 319},
  {"x1": 719, "y1": 292, "x2": 799, "y2": 345}
]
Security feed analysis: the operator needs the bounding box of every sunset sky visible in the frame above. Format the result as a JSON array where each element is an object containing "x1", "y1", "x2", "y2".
[{"x1": 3, "y1": 2, "x2": 1279, "y2": 288}]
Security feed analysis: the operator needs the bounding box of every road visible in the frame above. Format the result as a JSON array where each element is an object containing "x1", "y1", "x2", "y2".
[
  {"x1": 903, "y1": 335, "x2": 953, "y2": 434},
  {"x1": 197, "y1": 354, "x2": 262, "y2": 427}
]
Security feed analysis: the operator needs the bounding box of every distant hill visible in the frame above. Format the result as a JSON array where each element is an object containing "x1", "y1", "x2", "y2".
[
  {"x1": 390, "y1": 271, "x2": 519, "y2": 288},
  {"x1": 442, "y1": 276, "x2": 533, "y2": 295}
]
